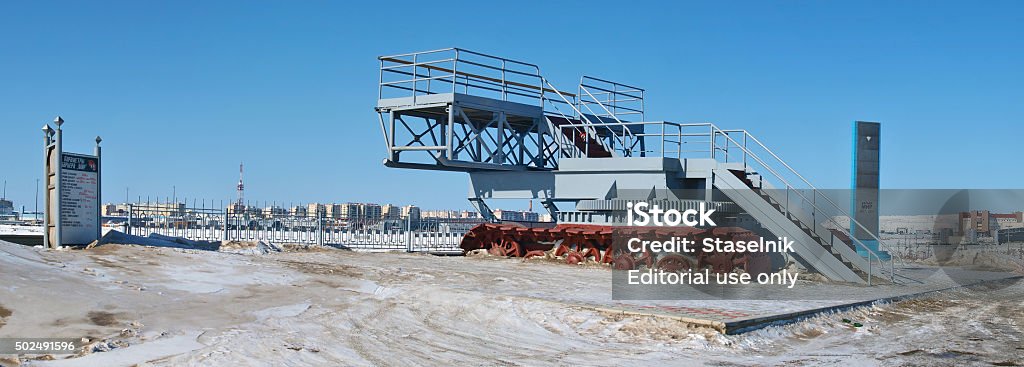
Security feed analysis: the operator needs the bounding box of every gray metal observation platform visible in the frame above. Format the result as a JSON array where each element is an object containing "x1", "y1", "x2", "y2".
[{"x1": 375, "y1": 47, "x2": 909, "y2": 284}]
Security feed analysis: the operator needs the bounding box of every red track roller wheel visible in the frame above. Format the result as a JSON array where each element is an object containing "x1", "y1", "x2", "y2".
[
  {"x1": 489, "y1": 237, "x2": 521, "y2": 257},
  {"x1": 637, "y1": 250, "x2": 655, "y2": 269},
  {"x1": 554, "y1": 243, "x2": 569, "y2": 257},
  {"x1": 612, "y1": 253, "x2": 636, "y2": 270},
  {"x1": 656, "y1": 254, "x2": 693, "y2": 273},
  {"x1": 585, "y1": 245, "x2": 602, "y2": 262},
  {"x1": 566, "y1": 251, "x2": 586, "y2": 264}
]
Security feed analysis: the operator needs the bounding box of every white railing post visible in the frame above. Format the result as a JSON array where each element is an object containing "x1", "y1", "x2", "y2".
[
  {"x1": 452, "y1": 50, "x2": 459, "y2": 95},
  {"x1": 222, "y1": 209, "x2": 229, "y2": 241},
  {"x1": 868, "y1": 255, "x2": 873, "y2": 286},
  {"x1": 316, "y1": 211, "x2": 324, "y2": 247},
  {"x1": 411, "y1": 53, "x2": 418, "y2": 105},
  {"x1": 405, "y1": 216, "x2": 414, "y2": 252},
  {"x1": 709, "y1": 125, "x2": 715, "y2": 159},
  {"x1": 891, "y1": 258, "x2": 895, "y2": 283},
  {"x1": 126, "y1": 204, "x2": 134, "y2": 236}
]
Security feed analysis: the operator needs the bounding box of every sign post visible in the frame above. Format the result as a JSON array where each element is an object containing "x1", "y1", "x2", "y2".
[
  {"x1": 851, "y1": 121, "x2": 889, "y2": 260},
  {"x1": 42, "y1": 117, "x2": 102, "y2": 248}
]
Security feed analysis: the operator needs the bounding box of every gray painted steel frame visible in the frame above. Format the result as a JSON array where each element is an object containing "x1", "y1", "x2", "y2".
[{"x1": 374, "y1": 47, "x2": 907, "y2": 284}]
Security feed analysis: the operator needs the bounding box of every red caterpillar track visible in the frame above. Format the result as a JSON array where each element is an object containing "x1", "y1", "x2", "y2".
[{"x1": 460, "y1": 223, "x2": 774, "y2": 275}]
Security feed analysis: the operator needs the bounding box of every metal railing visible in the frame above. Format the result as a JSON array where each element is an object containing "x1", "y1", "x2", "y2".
[
  {"x1": 576, "y1": 76, "x2": 643, "y2": 156},
  {"x1": 541, "y1": 78, "x2": 614, "y2": 158},
  {"x1": 557, "y1": 121, "x2": 704, "y2": 159},
  {"x1": 121, "y1": 202, "x2": 482, "y2": 254},
  {"x1": 711, "y1": 126, "x2": 905, "y2": 284},
  {"x1": 578, "y1": 76, "x2": 645, "y2": 122},
  {"x1": 378, "y1": 48, "x2": 655, "y2": 163},
  {"x1": 558, "y1": 120, "x2": 907, "y2": 284},
  {"x1": 542, "y1": 77, "x2": 649, "y2": 159},
  {"x1": 378, "y1": 48, "x2": 547, "y2": 107}
]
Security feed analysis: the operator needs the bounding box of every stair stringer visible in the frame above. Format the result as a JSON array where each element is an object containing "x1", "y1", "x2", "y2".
[
  {"x1": 712, "y1": 168, "x2": 865, "y2": 284},
  {"x1": 741, "y1": 170, "x2": 877, "y2": 280}
]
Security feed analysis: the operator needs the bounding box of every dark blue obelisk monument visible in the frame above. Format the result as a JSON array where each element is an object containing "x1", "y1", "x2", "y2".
[{"x1": 851, "y1": 121, "x2": 889, "y2": 259}]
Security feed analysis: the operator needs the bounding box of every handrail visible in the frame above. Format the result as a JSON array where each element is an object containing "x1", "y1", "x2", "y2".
[
  {"x1": 379, "y1": 56, "x2": 575, "y2": 99},
  {"x1": 578, "y1": 86, "x2": 637, "y2": 155},
  {"x1": 570, "y1": 120, "x2": 904, "y2": 273},
  {"x1": 578, "y1": 74, "x2": 645, "y2": 92},
  {"x1": 566, "y1": 120, "x2": 899, "y2": 283},
  {"x1": 574, "y1": 76, "x2": 647, "y2": 157},
  {"x1": 578, "y1": 76, "x2": 645, "y2": 121},
  {"x1": 543, "y1": 103, "x2": 585, "y2": 157},
  {"x1": 720, "y1": 129, "x2": 904, "y2": 267},
  {"x1": 704, "y1": 125, "x2": 899, "y2": 283},
  {"x1": 542, "y1": 78, "x2": 611, "y2": 158},
  {"x1": 379, "y1": 47, "x2": 540, "y2": 69}
]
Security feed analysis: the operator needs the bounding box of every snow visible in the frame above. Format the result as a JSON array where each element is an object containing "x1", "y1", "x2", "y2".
[
  {"x1": 1, "y1": 237, "x2": 1022, "y2": 366},
  {"x1": 30, "y1": 333, "x2": 204, "y2": 367},
  {"x1": 0, "y1": 224, "x2": 43, "y2": 236}
]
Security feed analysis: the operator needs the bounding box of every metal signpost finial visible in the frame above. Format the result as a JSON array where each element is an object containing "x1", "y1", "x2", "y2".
[
  {"x1": 95, "y1": 136, "x2": 103, "y2": 241},
  {"x1": 53, "y1": 118, "x2": 63, "y2": 248},
  {"x1": 42, "y1": 124, "x2": 51, "y2": 247}
]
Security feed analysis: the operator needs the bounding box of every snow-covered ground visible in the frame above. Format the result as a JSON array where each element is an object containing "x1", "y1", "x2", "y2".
[
  {"x1": 0, "y1": 225, "x2": 43, "y2": 236},
  {"x1": 1, "y1": 238, "x2": 1022, "y2": 366}
]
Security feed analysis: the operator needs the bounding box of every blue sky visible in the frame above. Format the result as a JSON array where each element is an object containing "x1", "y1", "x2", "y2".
[{"x1": 1, "y1": 1, "x2": 1021, "y2": 211}]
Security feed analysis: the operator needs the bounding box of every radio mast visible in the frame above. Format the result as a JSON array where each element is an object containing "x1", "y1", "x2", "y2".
[{"x1": 236, "y1": 162, "x2": 245, "y2": 208}]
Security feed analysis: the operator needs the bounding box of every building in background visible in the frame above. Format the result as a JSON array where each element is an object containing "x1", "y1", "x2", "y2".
[
  {"x1": 324, "y1": 203, "x2": 344, "y2": 219},
  {"x1": 993, "y1": 212, "x2": 1024, "y2": 230},
  {"x1": 101, "y1": 202, "x2": 190, "y2": 217},
  {"x1": 422, "y1": 210, "x2": 460, "y2": 219},
  {"x1": 227, "y1": 202, "x2": 246, "y2": 215},
  {"x1": 335, "y1": 203, "x2": 356, "y2": 219},
  {"x1": 492, "y1": 209, "x2": 539, "y2": 222},
  {"x1": 401, "y1": 205, "x2": 421, "y2": 222},
  {"x1": 381, "y1": 204, "x2": 399, "y2": 219},
  {"x1": 359, "y1": 203, "x2": 382, "y2": 220},
  {"x1": 960, "y1": 210, "x2": 1024, "y2": 239},
  {"x1": 289, "y1": 205, "x2": 308, "y2": 217},
  {"x1": 0, "y1": 198, "x2": 16, "y2": 221},
  {"x1": 263, "y1": 206, "x2": 287, "y2": 217},
  {"x1": 307, "y1": 203, "x2": 325, "y2": 217},
  {"x1": 143, "y1": 202, "x2": 187, "y2": 216},
  {"x1": 97, "y1": 197, "x2": 548, "y2": 226}
]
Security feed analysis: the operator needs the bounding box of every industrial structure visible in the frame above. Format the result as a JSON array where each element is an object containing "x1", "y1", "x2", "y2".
[
  {"x1": 375, "y1": 48, "x2": 905, "y2": 284},
  {"x1": 236, "y1": 162, "x2": 245, "y2": 208}
]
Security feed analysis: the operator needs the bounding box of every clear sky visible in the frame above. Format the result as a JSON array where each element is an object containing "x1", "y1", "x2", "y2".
[{"x1": 1, "y1": 1, "x2": 1022, "y2": 212}]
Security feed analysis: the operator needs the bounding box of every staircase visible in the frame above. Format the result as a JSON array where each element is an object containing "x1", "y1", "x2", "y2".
[
  {"x1": 546, "y1": 115, "x2": 613, "y2": 158},
  {"x1": 702, "y1": 128, "x2": 907, "y2": 285},
  {"x1": 713, "y1": 167, "x2": 872, "y2": 283},
  {"x1": 540, "y1": 78, "x2": 622, "y2": 159}
]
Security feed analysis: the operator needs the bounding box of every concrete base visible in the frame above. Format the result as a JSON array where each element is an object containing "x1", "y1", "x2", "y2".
[
  {"x1": 581, "y1": 268, "x2": 1021, "y2": 334},
  {"x1": 856, "y1": 239, "x2": 892, "y2": 260}
]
